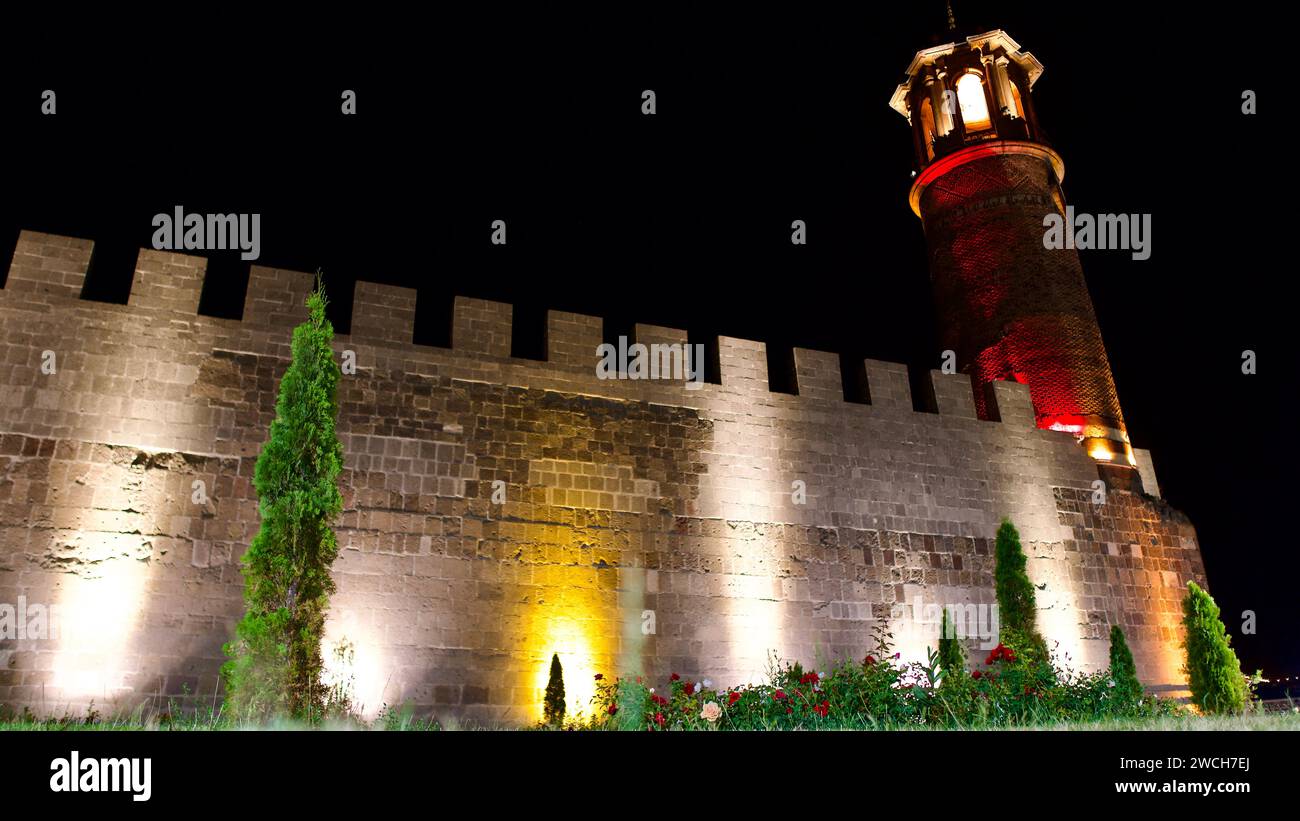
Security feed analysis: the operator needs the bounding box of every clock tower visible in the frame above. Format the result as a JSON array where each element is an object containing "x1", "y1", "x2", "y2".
[{"x1": 891, "y1": 27, "x2": 1136, "y2": 472}]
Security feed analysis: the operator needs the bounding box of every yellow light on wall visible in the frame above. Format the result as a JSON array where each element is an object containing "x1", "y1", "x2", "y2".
[
  {"x1": 531, "y1": 617, "x2": 599, "y2": 721},
  {"x1": 518, "y1": 531, "x2": 618, "y2": 722},
  {"x1": 1088, "y1": 443, "x2": 1114, "y2": 461}
]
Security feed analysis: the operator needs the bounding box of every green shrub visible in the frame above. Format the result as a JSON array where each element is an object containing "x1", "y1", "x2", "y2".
[
  {"x1": 1108, "y1": 625, "x2": 1143, "y2": 707},
  {"x1": 221, "y1": 279, "x2": 345, "y2": 722},
  {"x1": 937, "y1": 607, "x2": 965, "y2": 682},
  {"x1": 1181, "y1": 581, "x2": 1248, "y2": 715},
  {"x1": 543, "y1": 653, "x2": 566, "y2": 726},
  {"x1": 993, "y1": 519, "x2": 1049, "y2": 668}
]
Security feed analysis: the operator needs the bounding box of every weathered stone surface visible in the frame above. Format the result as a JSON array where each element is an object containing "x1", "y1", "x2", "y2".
[{"x1": 0, "y1": 231, "x2": 1206, "y2": 724}]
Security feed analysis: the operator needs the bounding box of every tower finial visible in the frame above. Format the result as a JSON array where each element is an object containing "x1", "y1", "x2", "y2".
[{"x1": 946, "y1": 1, "x2": 956, "y2": 32}]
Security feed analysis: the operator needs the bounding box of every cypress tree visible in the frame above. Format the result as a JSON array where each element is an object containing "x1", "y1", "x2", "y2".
[
  {"x1": 937, "y1": 607, "x2": 965, "y2": 679},
  {"x1": 1108, "y1": 625, "x2": 1143, "y2": 705},
  {"x1": 992, "y1": 519, "x2": 1048, "y2": 664},
  {"x1": 543, "y1": 653, "x2": 566, "y2": 726},
  {"x1": 222, "y1": 280, "x2": 344, "y2": 721},
  {"x1": 994, "y1": 519, "x2": 1035, "y2": 631},
  {"x1": 1181, "y1": 581, "x2": 1247, "y2": 714}
]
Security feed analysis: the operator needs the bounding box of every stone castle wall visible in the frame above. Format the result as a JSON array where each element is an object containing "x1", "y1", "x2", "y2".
[{"x1": 0, "y1": 230, "x2": 1205, "y2": 724}]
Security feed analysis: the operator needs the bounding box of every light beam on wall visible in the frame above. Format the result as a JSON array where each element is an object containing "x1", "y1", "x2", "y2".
[{"x1": 50, "y1": 558, "x2": 151, "y2": 704}]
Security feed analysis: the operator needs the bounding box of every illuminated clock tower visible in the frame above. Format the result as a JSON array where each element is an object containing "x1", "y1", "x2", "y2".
[{"x1": 890, "y1": 26, "x2": 1136, "y2": 472}]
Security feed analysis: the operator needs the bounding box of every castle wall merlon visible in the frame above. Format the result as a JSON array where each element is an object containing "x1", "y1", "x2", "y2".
[
  {"x1": 5, "y1": 230, "x2": 93, "y2": 299},
  {"x1": 861, "y1": 358, "x2": 911, "y2": 410},
  {"x1": 352, "y1": 281, "x2": 417, "y2": 345},
  {"x1": 1133, "y1": 448, "x2": 1161, "y2": 498},
  {"x1": 244, "y1": 266, "x2": 314, "y2": 329},
  {"x1": 128, "y1": 248, "x2": 207, "y2": 314},
  {"x1": 633, "y1": 323, "x2": 688, "y2": 348},
  {"x1": 792, "y1": 348, "x2": 841, "y2": 402},
  {"x1": 985, "y1": 380, "x2": 1036, "y2": 428},
  {"x1": 718, "y1": 336, "x2": 768, "y2": 394},
  {"x1": 452, "y1": 296, "x2": 512, "y2": 357},
  {"x1": 929, "y1": 370, "x2": 979, "y2": 419},
  {"x1": 632, "y1": 324, "x2": 693, "y2": 385},
  {"x1": 547, "y1": 310, "x2": 603, "y2": 368}
]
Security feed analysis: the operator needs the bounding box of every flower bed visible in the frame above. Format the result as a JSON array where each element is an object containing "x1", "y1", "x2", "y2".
[{"x1": 578, "y1": 644, "x2": 1183, "y2": 731}]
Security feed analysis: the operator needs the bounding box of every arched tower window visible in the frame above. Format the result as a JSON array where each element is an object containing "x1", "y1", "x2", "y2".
[
  {"x1": 1008, "y1": 79, "x2": 1025, "y2": 119},
  {"x1": 955, "y1": 73, "x2": 991, "y2": 132},
  {"x1": 919, "y1": 96, "x2": 935, "y2": 161}
]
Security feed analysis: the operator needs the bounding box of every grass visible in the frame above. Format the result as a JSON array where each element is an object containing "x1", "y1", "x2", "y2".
[{"x1": 2, "y1": 705, "x2": 1296, "y2": 732}]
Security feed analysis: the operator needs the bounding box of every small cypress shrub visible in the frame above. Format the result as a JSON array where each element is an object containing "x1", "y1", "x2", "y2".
[
  {"x1": 937, "y1": 607, "x2": 965, "y2": 680},
  {"x1": 1108, "y1": 625, "x2": 1143, "y2": 705},
  {"x1": 1181, "y1": 581, "x2": 1248, "y2": 714},
  {"x1": 992, "y1": 519, "x2": 1049, "y2": 666},
  {"x1": 543, "y1": 653, "x2": 566, "y2": 726}
]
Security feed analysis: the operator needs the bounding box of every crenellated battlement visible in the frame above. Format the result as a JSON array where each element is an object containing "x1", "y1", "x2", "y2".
[{"x1": 0, "y1": 230, "x2": 1085, "y2": 445}]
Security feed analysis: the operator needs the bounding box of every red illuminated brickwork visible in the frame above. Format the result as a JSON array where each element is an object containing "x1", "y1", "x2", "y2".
[{"x1": 916, "y1": 148, "x2": 1126, "y2": 443}]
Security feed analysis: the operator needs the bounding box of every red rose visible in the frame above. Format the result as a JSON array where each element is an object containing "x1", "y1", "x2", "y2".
[
  {"x1": 972, "y1": 670, "x2": 982, "y2": 680},
  {"x1": 773, "y1": 689, "x2": 786, "y2": 701},
  {"x1": 865, "y1": 655, "x2": 876, "y2": 666},
  {"x1": 670, "y1": 673, "x2": 681, "y2": 681},
  {"x1": 607, "y1": 703, "x2": 617, "y2": 715},
  {"x1": 684, "y1": 682, "x2": 695, "y2": 696},
  {"x1": 653, "y1": 712, "x2": 665, "y2": 727},
  {"x1": 728, "y1": 691, "x2": 741, "y2": 706},
  {"x1": 812, "y1": 701, "x2": 830, "y2": 718}
]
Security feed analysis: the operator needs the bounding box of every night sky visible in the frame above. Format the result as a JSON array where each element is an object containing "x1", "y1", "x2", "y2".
[{"x1": 2, "y1": 4, "x2": 1293, "y2": 683}]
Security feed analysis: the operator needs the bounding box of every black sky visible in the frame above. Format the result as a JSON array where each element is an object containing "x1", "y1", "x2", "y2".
[{"x1": 1, "y1": 4, "x2": 1294, "y2": 684}]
